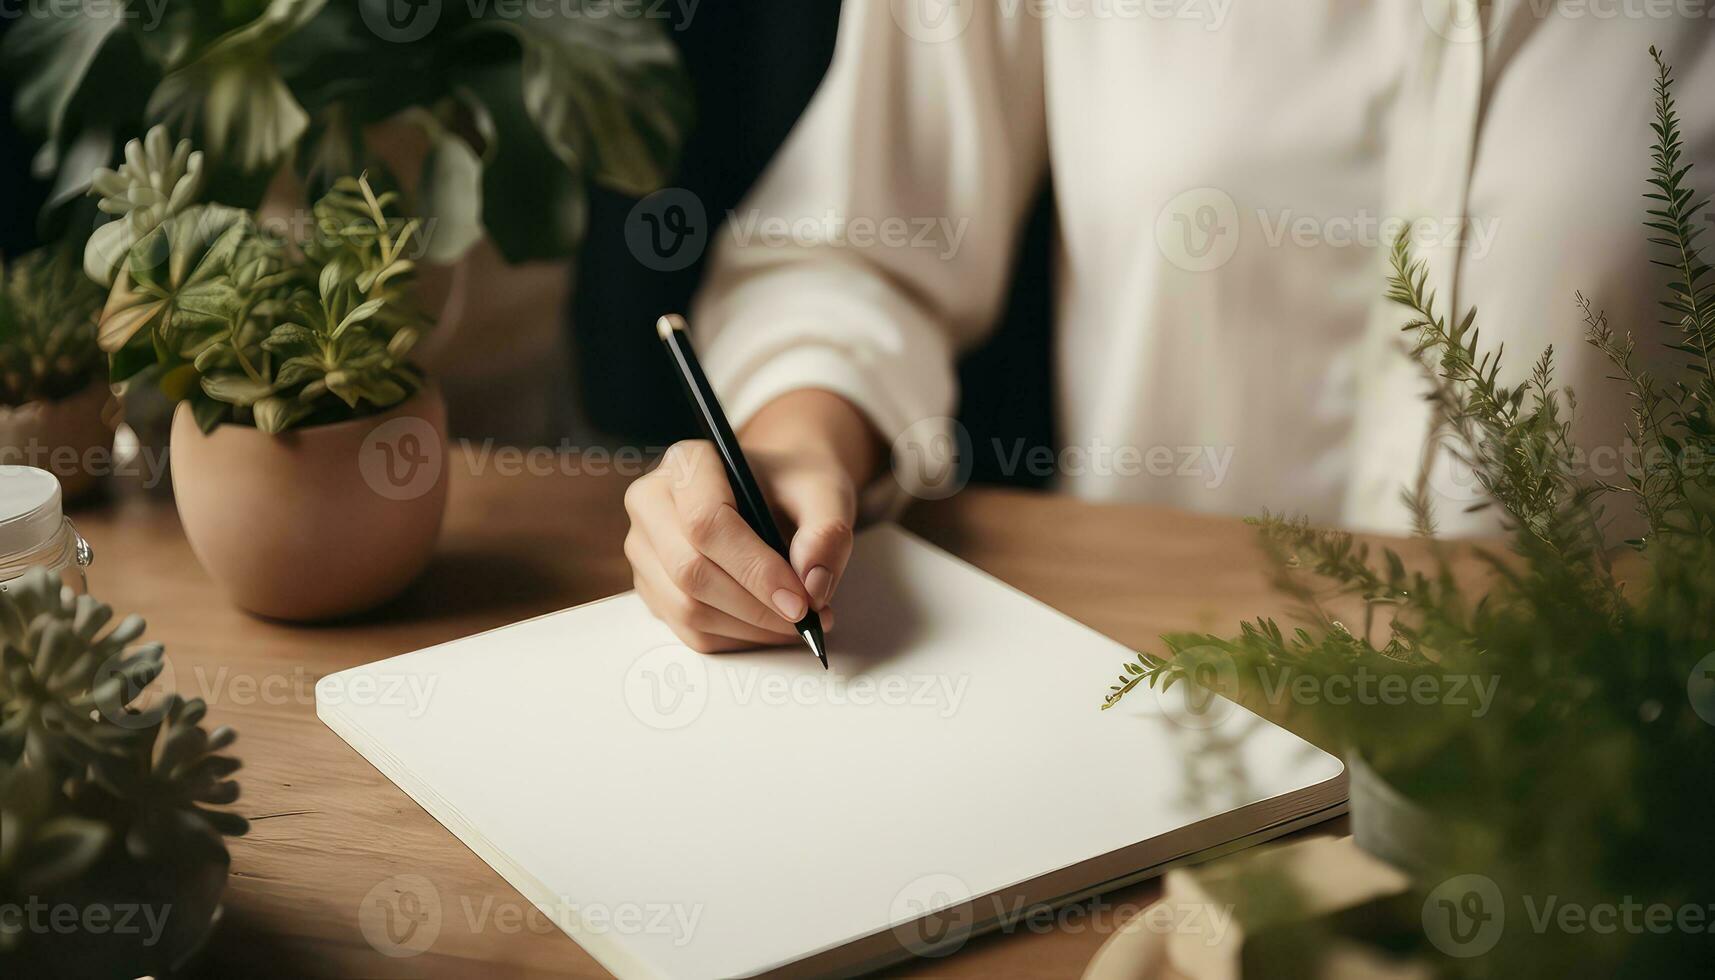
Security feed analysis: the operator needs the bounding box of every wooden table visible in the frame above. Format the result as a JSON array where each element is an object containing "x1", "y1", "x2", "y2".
[{"x1": 71, "y1": 453, "x2": 1340, "y2": 979}]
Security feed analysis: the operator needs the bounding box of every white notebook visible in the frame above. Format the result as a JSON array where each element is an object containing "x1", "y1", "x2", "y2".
[{"x1": 318, "y1": 525, "x2": 1344, "y2": 978}]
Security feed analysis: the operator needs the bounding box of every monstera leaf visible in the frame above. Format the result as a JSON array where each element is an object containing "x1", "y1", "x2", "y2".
[
  {"x1": 404, "y1": 109, "x2": 485, "y2": 264},
  {"x1": 146, "y1": 0, "x2": 328, "y2": 175},
  {"x1": 473, "y1": 3, "x2": 691, "y2": 197},
  {"x1": 0, "y1": 0, "x2": 127, "y2": 176},
  {"x1": 98, "y1": 206, "x2": 248, "y2": 376},
  {"x1": 456, "y1": 64, "x2": 590, "y2": 263}
]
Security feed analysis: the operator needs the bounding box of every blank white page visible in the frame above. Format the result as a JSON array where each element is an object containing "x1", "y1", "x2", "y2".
[{"x1": 319, "y1": 524, "x2": 1343, "y2": 978}]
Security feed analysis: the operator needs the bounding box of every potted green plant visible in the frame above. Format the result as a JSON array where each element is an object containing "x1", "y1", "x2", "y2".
[
  {"x1": 0, "y1": 568, "x2": 248, "y2": 979},
  {"x1": 0, "y1": 248, "x2": 115, "y2": 501},
  {"x1": 1102, "y1": 49, "x2": 1715, "y2": 975},
  {"x1": 4, "y1": 0, "x2": 693, "y2": 440},
  {"x1": 93, "y1": 126, "x2": 449, "y2": 621}
]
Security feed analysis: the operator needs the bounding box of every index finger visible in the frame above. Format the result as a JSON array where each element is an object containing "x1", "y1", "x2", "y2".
[{"x1": 663, "y1": 442, "x2": 813, "y2": 624}]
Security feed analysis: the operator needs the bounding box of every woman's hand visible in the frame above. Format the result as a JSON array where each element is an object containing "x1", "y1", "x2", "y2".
[{"x1": 623, "y1": 390, "x2": 882, "y2": 652}]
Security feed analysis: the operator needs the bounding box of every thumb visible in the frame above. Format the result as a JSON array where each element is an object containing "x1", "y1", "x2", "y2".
[{"x1": 774, "y1": 467, "x2": 857, "y2": 609}]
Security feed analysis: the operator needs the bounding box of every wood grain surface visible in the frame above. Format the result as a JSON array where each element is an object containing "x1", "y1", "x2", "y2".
[{"x1": 70, "y1": 451, "x2": 1353, "y2": 979}]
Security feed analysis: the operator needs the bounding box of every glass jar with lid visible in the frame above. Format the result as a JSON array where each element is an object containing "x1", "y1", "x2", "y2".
[{"x1": 0, "y1": 465, "x2": 93, "y2": 593}]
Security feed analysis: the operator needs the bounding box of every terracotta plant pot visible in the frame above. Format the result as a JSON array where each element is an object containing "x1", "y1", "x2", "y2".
[
  {"x1": 0, "y1": 379, "x2": 117, "y2": 501},
  {"x1": 169, "y1": 385, "x2": 449, "y2": 621}
]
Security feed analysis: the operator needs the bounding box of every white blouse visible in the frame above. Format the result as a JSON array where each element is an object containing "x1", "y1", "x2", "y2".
[{"x1": 692, "y1": 0, "x2": 1715, "y2": 534}]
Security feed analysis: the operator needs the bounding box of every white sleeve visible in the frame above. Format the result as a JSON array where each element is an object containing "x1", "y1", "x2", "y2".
[{"x1": 690, "y1": 0, "x2": 1048, "y2": 511}]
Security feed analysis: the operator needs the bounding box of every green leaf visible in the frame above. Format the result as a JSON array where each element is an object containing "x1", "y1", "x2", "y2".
[
  {"x1": 191, "y1": 392, "x2": 230, "y2": 433},
  {"x1": 261, "y1": 323, "x2": 318, "y2": 353},
  {"x1": 456, "y1": 64, "x2": 589, "y2": 262},
  {"x1": 335, "y1": 298, "x2": 385, "y2": 333},
  {"x1": 200, "y1": 372, "x2": 275, "y2": 406},
  {"x1": 145, "y1": 0, "x2": 330, "y2": 174},
  {"x1": 253, "y1": 395, "x2": 310, "y2": 434},
  {"x1": 272, "y1": 356, "x2": 325, "y2": 388},
  {"x1": 407, "y1": 109, "x2": 485, "y2": 264},
  {"x1": 472, "y1": 4, "x2": 691, "y2": 196},
  {"x1": 0, "y1": 0, "x2": 127, "y2": 173}
]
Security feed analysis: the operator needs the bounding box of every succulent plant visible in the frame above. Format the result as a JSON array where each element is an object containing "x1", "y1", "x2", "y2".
[
  {"x1": 0, "y1": 568, "x2": 246, "y2": 974},
  {"x1": 0, "y1": 247, "x2": 107, "y2": 407},
  {"x1": 84, "y1": 127, "x2": 206, "y2": 287},
  {"x1": 96, "y1": 127, "x2": 429, "y2": 434}
]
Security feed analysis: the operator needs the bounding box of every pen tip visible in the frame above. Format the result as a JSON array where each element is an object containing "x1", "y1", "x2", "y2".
[
  {"x1": 656, "y1": 314, "x2": 685, "y2": 340},
  {"x1": 800, "y1": 627, "x2": 828, "y2": 669}
]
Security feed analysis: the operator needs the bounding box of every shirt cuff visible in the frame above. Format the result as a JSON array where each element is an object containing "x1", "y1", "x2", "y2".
[{"x1": 706, "y1": 341, "x2": 962, "y2": 525}]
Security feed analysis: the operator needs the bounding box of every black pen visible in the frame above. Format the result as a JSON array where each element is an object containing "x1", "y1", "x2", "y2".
[{"x1": 656, "y1": 314, "x2": 829, "y2": 668}]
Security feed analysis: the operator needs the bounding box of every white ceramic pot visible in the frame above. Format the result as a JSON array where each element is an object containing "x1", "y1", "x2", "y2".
[{"x1": 169, "y1": 386, "x2": 449, "y2": 621}]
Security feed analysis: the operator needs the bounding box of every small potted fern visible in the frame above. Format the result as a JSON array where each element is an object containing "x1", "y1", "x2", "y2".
[
  {"x1": 1102, "y1": 49, "x2": 1715, "y2": 975},
  {"x1": 0, "y1": 568, "x2": 248, "y2": 979},
  {"x1": 0, "y1": 248, "x2": 115, "y2": 500},
  {"x1": 89, "y1": 127, "x2": 449, "y2": 621}
]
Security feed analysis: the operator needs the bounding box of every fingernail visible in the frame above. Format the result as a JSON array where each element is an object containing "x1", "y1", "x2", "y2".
[
  {"x1": 805, "y1": 566, "x2": 833, "y2": 605},
  {"x1": 772, "y1": 588, "x2": 807, "y2": 621}
]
